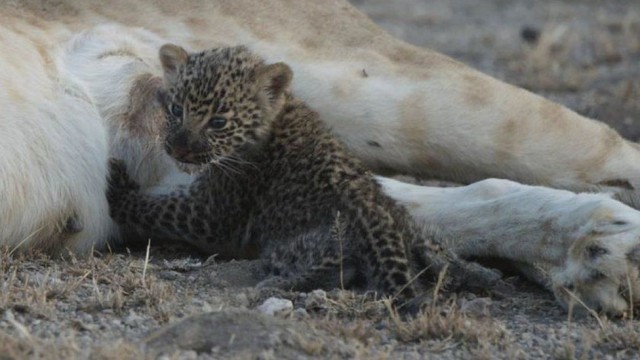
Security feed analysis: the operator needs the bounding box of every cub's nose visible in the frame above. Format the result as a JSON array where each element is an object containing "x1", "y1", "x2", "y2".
[
  {"x1": 166, "y1": 130, "x2": 191, "y2": 158},
  {"x1": 166, "y1": 144, "x2": 191, "y2": 158}
]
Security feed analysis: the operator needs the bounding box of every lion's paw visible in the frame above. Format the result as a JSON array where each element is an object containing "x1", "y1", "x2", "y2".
[{"x1": 550, "y1": 197, "x2": 640, "y2": 316}]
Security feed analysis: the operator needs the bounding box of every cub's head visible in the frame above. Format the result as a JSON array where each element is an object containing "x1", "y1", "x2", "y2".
[{"x1": 158, "y1": 44, "x2": 292, "y2": 164}]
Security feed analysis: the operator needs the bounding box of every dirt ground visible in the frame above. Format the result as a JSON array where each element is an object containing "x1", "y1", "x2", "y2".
[
  {"x1": 352, "y1": 0, "x2": 640, "y2": 140},
  {"x1": 2, "y1": 1, "x2": 640, "y2": 359}
]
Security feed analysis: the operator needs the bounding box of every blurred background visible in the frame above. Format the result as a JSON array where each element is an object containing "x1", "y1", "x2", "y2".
[{"x1": 349, "y1": 0, "x2": 640, "y2": 140}]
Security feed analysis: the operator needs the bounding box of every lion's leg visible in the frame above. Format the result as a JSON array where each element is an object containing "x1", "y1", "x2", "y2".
[
  {"x1": 286, "y1": 58, "x2": 640, "y2": 205},
  {"x1": 377, "y1": 176, "x2": 640, "y2": 315}
]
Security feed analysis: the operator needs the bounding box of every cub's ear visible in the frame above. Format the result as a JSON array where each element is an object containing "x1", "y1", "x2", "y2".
[
  {"x1": 159, "y1": 44, "x2": 189, "y2": 80},
  {"x1": 256, "y1": 62, "x2": 293, "y2": 107}
]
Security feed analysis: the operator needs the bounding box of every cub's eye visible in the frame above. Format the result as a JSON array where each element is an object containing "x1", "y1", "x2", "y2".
[
  {"x1": 209, "y1": 116, "x2": 228, "y2": 130},
  {"x1": 169, "y1": 103, "x2": 183, "y2": 118}
]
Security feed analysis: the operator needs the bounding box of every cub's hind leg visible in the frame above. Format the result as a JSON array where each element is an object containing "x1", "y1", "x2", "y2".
[{"x1": 257, "y1": 225, "x2": 358, "y2": 292}]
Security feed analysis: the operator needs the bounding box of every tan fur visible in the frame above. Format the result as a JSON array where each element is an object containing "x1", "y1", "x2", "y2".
[
  {"x1": 125, "y1": 75, "x2": 165, "y2": 138},
  {"x1": 3, "y1": 0, "x2": 640, "y2": 195}
]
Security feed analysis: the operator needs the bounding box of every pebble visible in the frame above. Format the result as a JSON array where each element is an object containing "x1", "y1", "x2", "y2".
[
  {"x1": 459, "y1": 297, "x2": 492, "y2": 317},
  {"x1": 257, "y1": 297, "x2": 293, "y2": 317},
  {"x1": 158, "y1": 270, "x2": 180, "y2": 281},
  {"x1": 293, "y1": 308, "x2": 309, "y2": 319},
  {"x1": 520, "y1": 25, "x2": 541, "y2": 44},
  {"x1": 124, "y1": 310, "x2": 144, "y2": 327},
  {"x1": 304, "y1": 289, "x2": 328, "y2": 310}
]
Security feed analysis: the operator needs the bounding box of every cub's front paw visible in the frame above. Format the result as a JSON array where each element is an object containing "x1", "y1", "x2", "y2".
[
  {"x1": 107, "y1": 158, "x2": 139, "y2": 191},
  {"x1": 551, "y1": 199, "x2": 640, "y2": 316},
  {"x1": 106, "y1": 158, "x2": 140, "y2": 218}
]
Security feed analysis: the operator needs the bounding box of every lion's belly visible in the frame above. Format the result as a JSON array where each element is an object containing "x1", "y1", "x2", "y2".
[{"x1": 0, "y1": 23, "x2": 115, "y2": 253}]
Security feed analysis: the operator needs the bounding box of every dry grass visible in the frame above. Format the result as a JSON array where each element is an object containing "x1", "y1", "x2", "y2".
[
  {"x1": 0, "y1": 328, "x2": 78, "y2": 360},
  {"x1": 595, "y1": 321, "x2": 640, "y2": 355},
  {"x1": 0, "y1": 246, "x2": 178, "y2": 359},
  {"x1": 75, "y1": 254, "x2": 173, "y2": 322},
  {"x1": 321, "y1": 319, "x2": 382, "y2": 345},
  {"x1": 0, "y1": 248, "x2": 62, "y2": 316},
  {"x1": 0, "y1": 321, "x2": 143, "y2": 360},
  {"x1": 304, "y1": 289, "x2": 388, "y2": 320},
  {"x1": 0, "y1": 246, "x2": 172, "y2": 316},
  {"x1": 387, "y1": 298, "x2": 507, "y2": 347},
  {"x1": 0, "y1": 242, "x2": 639, "y2": 359},
  {"x1": 87, "y1": 341, "x2": 145, "y2": 360}
]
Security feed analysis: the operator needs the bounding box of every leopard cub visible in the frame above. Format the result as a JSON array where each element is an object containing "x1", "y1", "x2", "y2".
[{"x1": 107, "y1": 44, "x2": 495, "y2": 307}]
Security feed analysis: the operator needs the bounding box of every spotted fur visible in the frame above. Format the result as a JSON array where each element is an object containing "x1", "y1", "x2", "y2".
[{"x1": 107, "y1": 45, "x2": 495, "y2": 305}]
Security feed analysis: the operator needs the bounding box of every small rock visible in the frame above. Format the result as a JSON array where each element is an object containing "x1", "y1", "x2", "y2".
[
  {"x1": 304, "y1": 290, "x2": 328, "y2": 310},
  {"x1": 141, "y1": 309, "x2": 355, "y2": 357},
  {"x1": 158, "y1": 270, "x2": 180, "y2": 281},
  {"x1": 521, "y1": 26, "x2": 541, "y2": 44},
  {"x1": 232, "y1": 292, "x2": 250, "y2": 307},
  {"x1": 177, "y1": 350, "x2": 198, "y2": 360},
  {"x1": 292, "y1": 308, "x2": 309, "y2": 319},
  {"x1": 257, "y1": 297, "x2": 293, "y2": 317},
  {"x1": 124, "y1": 310, "x2": 144, "y2": 327},
  {"x1": 460, "y1": 297, "x2": 492, "y2": 317}
]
